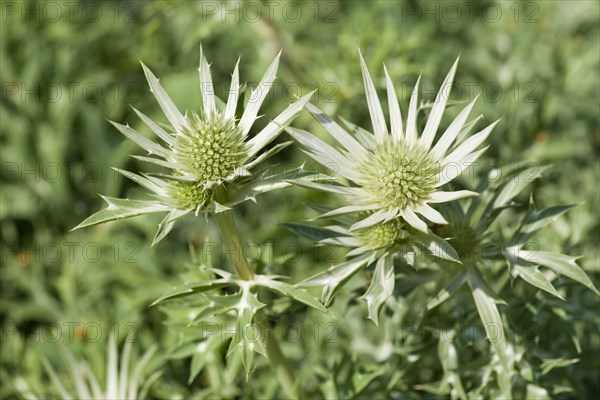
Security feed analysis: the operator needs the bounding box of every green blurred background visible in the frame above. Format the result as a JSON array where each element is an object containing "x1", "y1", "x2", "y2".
[{"x1": 1, "y1": 0, "x2": 599, "y2": 398}]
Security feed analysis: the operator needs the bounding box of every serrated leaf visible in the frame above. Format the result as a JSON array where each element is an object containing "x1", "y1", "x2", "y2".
[
  {"x1": 72, "y1": 196, "x2": 171, "y2": 230},
  {"x1": 226, "y1": 284, "x2": 266, "y2": 379},
  {"x1": 151, "y1": 279, "x2": 236, "y2": 306},
  {"x1": 521, "y1": 203, "x2": 575, "y2": 235},
  {"x1": 224, "y1": 166, "x2": 332, "y2": 208},
  {"x1": 427, "y1": 269, "x2": 467, "y2": 310},
  {"x1": 518, "y1": 251, "x2": 598, "y2": 295},
  {"x1": 152, "y1": 208, "x2": 191, "y2": 246},
  {"x1": 476, "y1": 165, "x2": 551, "y2": 229},
  {"x1": 191, "y1": 294, "x2": 243, "y2": 323},
  {"x1": 511, "y1": 262, "x2": 564, "y2": 300},
  {"x1": 361, "y1": 254, "x2": 395, "y2": 325},
  {"x1": 254, "y1": 276, "x2": 327, "y2": 312}
]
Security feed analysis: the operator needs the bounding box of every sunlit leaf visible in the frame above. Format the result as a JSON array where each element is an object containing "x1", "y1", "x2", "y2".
[
  {"x1": 517, "y1": 250, "x2": 599, "y2": 295},
  {"x1": 301, "y1": 252, "x2": 375, "y2": 306},
  {"x1": 72, "y1": 196, "x2": 171, "y2": 230},
  {"x1": 361, "y1": 254, "x2": 395, "y2": 325},
  {"x1": 510, "y1": 262, "x2": 564, "y2": 300}
]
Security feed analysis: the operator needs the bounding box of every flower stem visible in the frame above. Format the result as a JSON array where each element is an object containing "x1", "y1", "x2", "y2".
[
  {"x1": 213, "y1": 210, "x2": 253, "y2": 281},
  {"x1": 212, "y1": 209, "x2": 298, "y2": 398},
  {"x1": 254, "y1": 311, "x2": 298, "y2": 399}
]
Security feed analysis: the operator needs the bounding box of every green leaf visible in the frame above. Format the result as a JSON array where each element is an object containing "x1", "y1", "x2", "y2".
[
  {"x1": 492, "y1": 165, "x2": 550, "y2": 210},
  {"x1": 301, "y1": 252, "x2": 374, "y2": 306},
  {"x1": 281, "y1": 223, "x2": 337, "y2": 242},
  {"x1": 427, "y1": 269, "x2": 468, "y2": 310},
  {"x1": 361, "y1": 254, "x2": 395, "y2": 325},
  {"x1": 153, "y1": 208, "x2": 191, "y2": 246},
  {"x1": 413, "y1": 231, "x2": 461, "y2": 264},
  {"x1": 351, "y1": 368, "x2": 385, "y2": 396},
  {"x1": 476, "y1": 165, "x2": 551, "y2": 229},
  {"x1": 519, "y1": 251, "x2": 599, "y2": 295},
  {"x1": 415, "y1": 382, "x2": 451, "y2": 396},
  {"x1": 226, "y1": 167, "x2": 333, "y2": 208},
  {"x1": 72, "y1": 196, "x2": 171, "y2": 230},
  {"x1": 191, "y1": 294, "x2": 243, "y2": 323},
  {"x1": 188, "y1": 335, "x2": 223, "y2": 383},
  {"x1": 540, "y1": 357, "x2": 579, "y2": 375},
  {"x1": 438, "y1": 330, "x2": 459, "y2": 371},
  {"x1": 467, "y1": 268, "x2": 509, "y2": 373},
  {"x1": 512, "y1": 201, "x2": 576, "y2": 245},
  {"x1": 254, "y1": 275, "x2": 327, "y2": 312},
  {"x1": 511, "y1": 262, "x2": 564, "y2": 300},
  {"x1": 226, "y1": 283, "x2": 266, "y2": 379},
  {"x1": 437, "y1": 330, "x2": 467, "y2": 400},
  {"x1": 525, "y1": 384, "x2": 550, "y2": 399},
  {"x1": 151, "y1": 279, "x2": 236, "y2": 306}
]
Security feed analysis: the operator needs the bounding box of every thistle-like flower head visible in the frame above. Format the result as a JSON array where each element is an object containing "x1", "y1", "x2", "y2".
[
  {"x1": 74, "y1": 47, "x2": 314, "y2": 244},
  {"x1": 287, "y1": 50, "x2": 499, "y2": 236}
]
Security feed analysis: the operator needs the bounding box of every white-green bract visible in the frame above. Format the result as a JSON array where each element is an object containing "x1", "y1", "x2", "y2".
[
  {"x1": 74, "y1": 48, "x2": 314, "y2": 244},
  {"x1": 287, "y1": 50, "x2": 500, "y2": 235}
]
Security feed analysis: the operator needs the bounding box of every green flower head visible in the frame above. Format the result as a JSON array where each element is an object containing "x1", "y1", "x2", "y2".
[
  {"x1": 74, "y1": 47, "x2": 314, "y2": 244},
  {"x1": 287, "y1": 49, "x2": 499, "y2": 236}
]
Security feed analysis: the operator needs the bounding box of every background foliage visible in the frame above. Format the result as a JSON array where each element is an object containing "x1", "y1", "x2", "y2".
[{"x1": 1, "y1": 0, "x2": 598, "y2": 398}]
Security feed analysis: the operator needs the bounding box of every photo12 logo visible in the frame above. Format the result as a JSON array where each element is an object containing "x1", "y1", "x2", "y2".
[
  {"x1": 200, "y1": 1, "x2": 339, "y2": 23},
  {"x1": 1, "y1": 1, "x2": 138, "y2": 24},
  {"x1": 1, "y1": 321, "x2": 140, "y2": 344}
]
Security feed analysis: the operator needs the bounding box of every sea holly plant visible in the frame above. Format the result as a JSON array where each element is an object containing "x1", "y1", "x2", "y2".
[
  {"x1": 286, "y1": 51, "x2": 498, "y2": 322},
  {"x1": 72, "y1": 47, "x2": 324, "y2": 398},
  {"x1": 69, "y1": 47, "x2": 599, "y2": 398},
  {"x1": 284, "y1": 51, "x2": 598, "y2": 395}
]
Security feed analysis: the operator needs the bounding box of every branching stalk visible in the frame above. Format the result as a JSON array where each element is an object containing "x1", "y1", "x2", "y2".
[{"x1": 213, "y1": 208, "x2": 298, "y2": 399}]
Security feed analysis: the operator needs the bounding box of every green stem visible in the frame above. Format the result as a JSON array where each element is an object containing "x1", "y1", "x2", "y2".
[
  {"x1": 212, "y1": 209, "x2": 298, "y2": 398},
  {"x1": 213, "y1": 210, "x2": 253, "y2": 281},
  {"x1": 254, "y1": 311, "x2": 298, "y2": 399}
]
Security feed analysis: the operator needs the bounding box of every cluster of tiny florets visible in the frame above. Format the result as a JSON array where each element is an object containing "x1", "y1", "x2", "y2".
[
  {"x1": 359, "y1": 138, "x2": 439, "y2": 210},
  {"x1": 170, "y1": 181, "x2": 210, "y2": 210},
  {"x1": 356, "y1": 218, "x2": 406, "y2": 248},
  {"x1": 173, "y1": 112, "x2": 247, "y2": 184}
]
